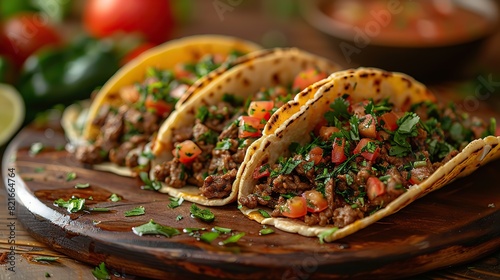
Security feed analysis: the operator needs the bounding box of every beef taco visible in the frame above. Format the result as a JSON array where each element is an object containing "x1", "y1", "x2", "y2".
[
  {"x1": 64, "y1": 35, "x2": 261, "y2": 177},
  {"x1": 150, "y1": 48, "x2": 342, "y2": 206},
  {"x1": 237, "y1": 68, "x2": 500, "y2": 242}
]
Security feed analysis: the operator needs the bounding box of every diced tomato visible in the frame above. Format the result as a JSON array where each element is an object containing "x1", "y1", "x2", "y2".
[
  {"x1": 248, "y1": 101, "x2": 274, "y2": 120},
  {"x1": 350, "y1": 100, "x2": 369, "y2": 116},
  {"x1": 292, "y1": 68, "x2": 328, "y2": 91},
  {"x1": 173, "y1": 140, "x2": 202, "y2": 164},
  {"x1": 119, "y1": 85, "x2": 140, "y2": 103},
  {"x1": 313, "y1": 119, "x2": 328, "y2": 135},
  {"x1": 358, "y1": 114, "x2": 377, "y2": 138},
  {"x1": 308, "y1": 146, "x2": 324, "y2": 165},
  {"x1": 409, "y1": 167, "x2": 431, "y2": 185},
  {"x1": 145, "y1": 96, "x2": 172, "y2": 117},
  {"x1": 281, "y1": 196, "x2": 307, "y2": 218},
  {"x1": 353, "y1": 138, "x2": 380, "y2": 162},
  {"x1": 367, "y1": 176, "x2": 386, "y2": 200},
  {"x1": 253, "y1": 166, "x2": 270, "y2": 180},
  {"x1": 302, "y1": 190, "x2": 328, "y2": 213},
  {"x1": 238, "y1": 116, "x2": 263, "y2": 138},
  {"x1": 170, "y1": 84, "x2": 189, "y2": 99},
  {"x1": 379, "y1": 112, "x2": 399, "y2": 131},
  {"x1": 174, "y1": 63, "x2": 195, "y2": 79},
  {"x1": 319, "y1": 126, "x2": 340, "y2": 141},
  {"x1": 331, "y1": 138, "x2": 347, "y2": 164}
]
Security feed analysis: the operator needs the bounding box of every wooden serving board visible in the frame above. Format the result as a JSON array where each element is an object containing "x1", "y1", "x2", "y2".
[{"x1": 4, "y1": 123, "x2": 500, "y2": 280}]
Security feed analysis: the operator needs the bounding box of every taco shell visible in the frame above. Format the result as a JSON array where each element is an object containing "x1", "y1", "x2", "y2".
[
  {"x1": 151, "y1": 48, "x2": 342, "y2": 206},
  {"x1": 237, "y1": 68, "x2": 500, "y2": 242},
  {"x1": 63, "y1": 35, "x2": 261, "y2": 176}
]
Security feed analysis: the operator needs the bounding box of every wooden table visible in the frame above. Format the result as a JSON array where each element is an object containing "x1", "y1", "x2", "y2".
[{"x1": 2, "y1": 1, "x2": 500, "y2": 279}]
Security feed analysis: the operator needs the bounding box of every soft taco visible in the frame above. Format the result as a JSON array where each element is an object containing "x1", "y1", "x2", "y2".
[
  {"x1": 237, "y1": 68, "x2": 500, "y2": 242},
  {"x1": 63, "y1": 35, "x2": 261, "y2": 177},
  {"x1": 150, "y1": 48, "x2": 342, "y2": 206}
]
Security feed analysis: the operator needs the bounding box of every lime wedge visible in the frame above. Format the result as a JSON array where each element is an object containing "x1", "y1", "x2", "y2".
[{"x1": 0, "y1": 83, "x2": 25, "y2": 146}]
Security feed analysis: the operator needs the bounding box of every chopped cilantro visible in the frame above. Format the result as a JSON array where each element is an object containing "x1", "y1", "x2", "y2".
[
  {"x1": 29, "y1": 142, "x2": 44, "y2": 156},
  {"x1": 74, "y1": 183, "x2": 90, "y2": 189},
  {"x1": 258, "y1": 209, "x2": 271, "y2": 218},
  {"x1": 200, "y1": 231, "x2": 220, "y2": 243},
  {"x1": 222, "y1": 93, "x2": 244, "y2": 106},
  {"x1": 329, "y1": 96, "x2": 350, "y2": 120},
  {"x1": 92, "y1": 262, "x2": 110, "y2": 280},
  {"x1": 53, "y1": 197, "x2": 85, "y2": 213},
  {"x1": 167, "y1": 197, "x2": 184, "y2": 209},
  {"x1": 65, "y1": 171, "x2": 77, "y2": 181},
  {"x1": 132, "y1": 219, "x2": 180, "y2": 237},
  {"x1": 109, "y1": 193, "x2": 121, "y2": 202},
  {"x1": 318, "y1": 227, "x2": 338, "y2": 244},
  {"x1": 349, "y1": 115, "x2": 360, "y2": 140},
  {"x1": 176, "y1": 215, "x2": 183, "y2": 221},
  {"x1": 215, "y1": 139, "x2": 233, "y2": 150},
  {"x1": 124, "y1": 206, "x2": 145, "y2": 217},
  {"x1": 190, "y1": 204, "x2": 215, "y2": 222},
  {"x1": 196, "y1": 106, "x2": 210, "y2": 122},
  {"x1": 32, "y1": 256, "x2": 59, "y2": 263},
  {"x1": 139, "y1": 172, "x2": 162, "y2": 191},
  {"x1": 219, "y1": 232, "x2": 245, "y2": 245},
  {"x1": 259, "y1": 228, "x2": 275, "y2": 235}
]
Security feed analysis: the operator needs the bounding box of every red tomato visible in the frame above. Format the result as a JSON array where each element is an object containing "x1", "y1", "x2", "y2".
[
  {"x1": 367, "y1": 177, "x2": 386, "y2": 200},
  {"x1": 409, "y1": 167, "x2": 431, "y2": 185},
  {"x1": 358, "y1": 114, "x2": 377, "y2": 138},
  {"x1": 121, "y1": 42, "x2": 156, "y2": 65},
  {"x1": 302, "y1": 190, "x2": 328, "y2": 213},
  {"x1": 173, "y1": 140, "x2": 202, "y2": 164},
  {"x1": 379, "y1": 112, "x2": 399, "y2": 131},
  {"x1": 248, "y1": 101, "x2": 274, "y2": 120},
  {"x1": 83, "y1": 0, "x2": 174, "y2": 44},
  {"x1": 281, "y1": 196, "x2": 307, "y2": 218},
  {"x1": 350, "y1": 100, "x2": 369, "y2": 116},
  {"x1": 308, "y1": 146, "x2": 324, "y2": 165},
  {"x1": 238, "y1": 116, "x2": 263, "y2": 138},
  {"x1": 174, "y1": 62, "x2": 195, "y2": 80},
  {"x1": 313, "y1": 119, "x2": 328, "y2": 135},
  {"x1": 292, "y1": 68, "x2": 328, "y2": 91},
  {"x1": 253, "y1": 166, "x2": 270, "y2": 180},
  {"x1": 319, "y1": 126, "x2": 340, "y2": 141},
  {"x1": 0, "y1": 12, "x2": 62, "y2": 67},
  {"x1": 145, "y1": 96, "x2": 172, "y2": 117},
  {"x1": 353, "y1": 138, "x2": 380, "y2": 162},
  {"x1": 331, "y1": 138, "x2": 347, "y2": 164}
]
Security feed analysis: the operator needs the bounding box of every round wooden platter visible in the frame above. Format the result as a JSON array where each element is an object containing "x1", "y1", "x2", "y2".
[{"x1": 3, "y1": 123, "x2": 500, "y2": 280}]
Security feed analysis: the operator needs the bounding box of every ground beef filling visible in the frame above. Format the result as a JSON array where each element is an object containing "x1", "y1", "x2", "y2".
[
  {"x1": 76, "y1": 104, "x2": 161, "y2": 170},
  {"x1": 239, "y1": 98, "x2": 496, "y2": 227},
  {"x1": 154, "y1": 86, "x2": 294, "y2": 199},
  {"x1": 153, "y1": 101, "x2": 252, "y2": 199}
]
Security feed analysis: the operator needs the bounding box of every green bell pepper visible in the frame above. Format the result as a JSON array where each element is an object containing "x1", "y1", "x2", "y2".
[{"x1": 18, "y1": 36, "x2": 120, "y2": 120}]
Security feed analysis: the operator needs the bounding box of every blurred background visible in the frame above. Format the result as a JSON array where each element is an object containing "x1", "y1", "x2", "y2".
[{"x1": 0, "y1": 0, "x2": 499, "y2": 142}]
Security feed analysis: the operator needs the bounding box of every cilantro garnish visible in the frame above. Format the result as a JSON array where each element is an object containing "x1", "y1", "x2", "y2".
[
  {"x1": 219, "y1": 232, "x2": 245, "y2": 245},
  {"x1": 389, "y1": 112, "x2": 420, "y2": 157},
  {"x1": 196, "y1": 106, "x2": 210, "y2": 122},
  {"x1": 318, "y1": 227, "x2": 339, "y2": 244},
  {"x1": 190, "y1": 204, "x2": 215, "y2": 222},
  {"x1": 92, "y1": 262, "x2": 110, "y2": 280},
  {"x1": 124, "y1": 206, "x2": 145, "y2": 217},
  {"x1": 167, "y1": 197, "x2": 184, "y2": 209},
  {"x1": 215, "y1": 139, "x2": 233, "y2": 150},
  {"x1": 132, "y1": 219, "x2": 180, "y2": 237},
  {"x1": 65, "y1": 171, "x2": 77, "y2": 181},
  {"x1": 53, "y1": 197, "x2": 85, "y2": 213},
  {"x1": 29, "y1": 142, "x2": 44, "y2": 156},
  {"x1": 109, "y1": 193, "x2": 121, "y2": 202},
  {"x1": 139, "y1": 172, "x2": 162, "y2": 191}
]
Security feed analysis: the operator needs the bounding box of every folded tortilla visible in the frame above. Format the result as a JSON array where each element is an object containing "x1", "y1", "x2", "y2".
[
  {"x1": 62, "y1": 35, "x2": 261, "y2": 176},
  {"x1": 237, "y1": 68, "x2": 500, "y2": 242},
  {"x1": 150, "y1": 48, "x2": 342, "y2": 206}
]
